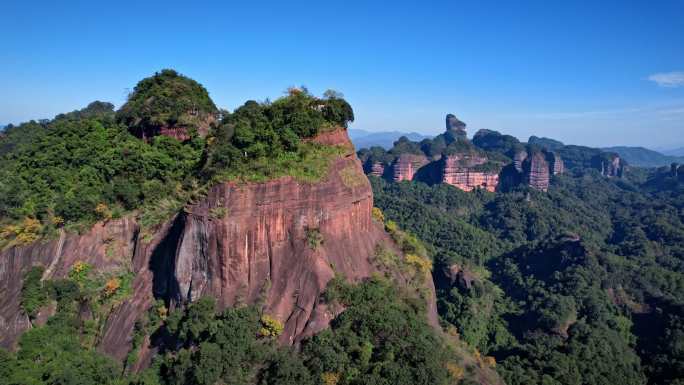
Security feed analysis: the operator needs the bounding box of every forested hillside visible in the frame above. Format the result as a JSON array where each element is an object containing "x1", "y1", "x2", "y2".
[{"x1": 371, "y1": 167, "x2": 684, "y2": 385}]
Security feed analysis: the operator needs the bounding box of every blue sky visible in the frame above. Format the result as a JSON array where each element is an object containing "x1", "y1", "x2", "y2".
[{"x1": 1, "y1": 0, "x2": 683, "y2": 148}]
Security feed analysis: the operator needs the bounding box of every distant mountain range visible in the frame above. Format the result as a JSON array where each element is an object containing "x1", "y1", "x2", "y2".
[
  {"x1": 602, "y1": 146, "x2": 684, "y2": 168},
  {"x1": 348, "y1": 129, "x2": 432, "y2": 149},
  {"x1": 662, "y1": 147, "x2": 684, "y2": 157}
]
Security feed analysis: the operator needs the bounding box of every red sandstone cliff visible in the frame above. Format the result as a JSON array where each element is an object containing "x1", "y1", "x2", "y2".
[
  {"x1": 0, "y1": 128, "x2": 440, "y2": 367},
  {"x1": 391, "y1": 153, "x2": 429, "y2": 182},
  {"x1": 524, "y1": 152, "x2": 551, "y2": 191},
  {"x1": 441, "y1": 154, "x2": 499, "y2": 192}
]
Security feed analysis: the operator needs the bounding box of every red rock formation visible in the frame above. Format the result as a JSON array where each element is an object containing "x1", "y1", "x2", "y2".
[
  {"x1": 157, "y1": 126, "x2": 193, "y2": 141},
  {"x1": 0, "y1": 218, "x2": 139, "y2": 350},
  {"x1": 136, "y1": 115, "x2": 216, "y2": 142},
  {"x1": 391, "y1": 154, "x2": 429, "y2": 182},
  {"x1": 0, "y1": 128, "x2": 440, "y2": 366},
  {"x1": 550, "y1": 152, "x2": 564, "y2": 175},
  {"x1": 441, "y1": 154, "x2": 499, "y2": 192},
  {"x1": 524, "y1": 152, "x2": 550, "y2": 191}
]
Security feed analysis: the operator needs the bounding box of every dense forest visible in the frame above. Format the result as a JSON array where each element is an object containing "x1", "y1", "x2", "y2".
[{"x1": 370, "y1": 166, "x2": 684, "y2": 385}]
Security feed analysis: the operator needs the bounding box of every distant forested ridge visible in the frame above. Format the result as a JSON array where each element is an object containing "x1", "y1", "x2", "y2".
[
  {"x1": 371, "y1": 163, "x2": 684, "y2": 385},
  {"x1": 603, "y1": 146, "x2": 684, "y2": 167}
]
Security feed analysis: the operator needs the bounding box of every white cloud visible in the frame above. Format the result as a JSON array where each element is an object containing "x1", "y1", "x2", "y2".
[{"x1": 648, "y1": 71, "x2": 684, "y2": 88}]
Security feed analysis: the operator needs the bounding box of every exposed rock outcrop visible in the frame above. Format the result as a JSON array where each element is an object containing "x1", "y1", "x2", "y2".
[
  {"x1": 524, "y1": 151, "x2": 551, "y2": 191},
  {"x1": 591, "y1": 153, "x2": 625, "y2": 177},
  {"x1": 445, "y1": 114, "x2": 467, "y2": 141},
  {"x1": 549, "y1": 151, "x2": 564, "y2": 175},
  {"x1": 441, "y1": 154, "x2": 499, "y2": 192},
  {"x1": 135, "y1": 115, "x2": 216, "y2": 142},
  {"x1": 514, "y1": 150, "x2": 528, "y2": 172},
  {"x1": 391, "y1": 153, "x2": 429, "y2": 182},
  {"x1": 0, "y1": 128, "x2": 439, "y2": 366}
]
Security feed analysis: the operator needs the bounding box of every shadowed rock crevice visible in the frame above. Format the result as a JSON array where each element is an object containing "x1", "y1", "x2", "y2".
[{"x1": 149, "y1": 214, "x2": 186, "y2": 307}]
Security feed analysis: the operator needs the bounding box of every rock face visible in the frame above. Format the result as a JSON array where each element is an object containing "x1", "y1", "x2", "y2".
[
  {"x1": 592, "y1": 154, "x2": 625, "y2": 177},
  {"x1": 0, "y1": 128, "x2": 439, "y2": 365},
  {"x1": 135, "y1": 115, "x2": 216, "y2": 142},
  {"x1": 445, "y1": 114, "x2": 467, "y2": 141},
  {"x1": 549, "y1": 152, "x2": 564, "y2": 175},
  {"x1": 391, "y1": 154, "x2": 429, "y2": 182},
  {"x1": 441, "y1": 154, "x2": 499, "y2": 192},
  {"x1": 524, "y1": 151, "x2": 551, "y2": 191},
  {"x1": 0, "y1": 218, "x2": 140, "y2": 351},
  {"x1": 514, "y1": 150, "x2": 528, "y2": 172}
]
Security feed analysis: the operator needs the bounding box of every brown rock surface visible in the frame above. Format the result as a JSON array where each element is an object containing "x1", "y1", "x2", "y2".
[
  {"x1": 0, "y1": 128, "x2": 440, "y2": 366},
  {"x1": 524, "y1": 152, "x2": 551, "y2": 191},
  {"x1": 391, "y1": 153, "x2": 429, "y2": 182},
  {"x1": 441, "y1": 154, "x2": 499, "y2": 192},
  {"x1": 549, "y1": 152, "x2": 564, "y2": 175}
]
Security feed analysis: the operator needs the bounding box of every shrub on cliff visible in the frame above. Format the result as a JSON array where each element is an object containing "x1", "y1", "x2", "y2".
[{"x1": 203, "y1": 88, "x2": 354, "y2": 181}]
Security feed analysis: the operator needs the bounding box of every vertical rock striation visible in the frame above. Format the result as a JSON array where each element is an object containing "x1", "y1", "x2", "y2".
[
  {"x1": 0, "y1": 128, "x2": 440, "y2": 366},
  {"x1": 514, "y1": 150, "x2": 528, "y2": 172},
  {"x1": 591, "y1": 153, "x2": 625, "y2": 177},
  {"x1": 391, "y1": 154, "x2": 429, "y2": 182},
  {"x1": 524, "y1": 151, "x2": 551, "y2": 191},
  {"x1": 441, "y1": 154, "x2": 499, "y2": 192}
]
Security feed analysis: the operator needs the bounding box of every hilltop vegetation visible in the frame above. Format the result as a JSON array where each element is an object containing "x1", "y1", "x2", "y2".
[
  {"x1": 0, "y1": 71, "x2": 354, "y2": 246},
  {"x1": 116, "y1": 69, "x2": 218, "y2": 138}
]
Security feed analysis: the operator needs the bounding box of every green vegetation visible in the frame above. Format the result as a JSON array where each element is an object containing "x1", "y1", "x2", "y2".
[
  {"x1": 370, "y1": 170, "x2": 684, "y2": 385},
  {"x1": 116, "y1": 69, "x2": 218, "y2": 137},
  {"x1": 305, "y1": 227, "x2": 324, "y2": 250},
  {"x1": 20, "y1": 266, "x2": 49, "y2": 319},
  {"x1": 0, "y1": 71, "x2": 354, "y2": 246},
  {"x1": 0, "y1": 109, "x2": 205, "y2": 241},
  {"x1": 2, "y1": 276, "x2": 476, "y2": 385},
  {"x1": 2, "y1": 260, "x2": 138, "y2": 385},
  {"x1": 202, "y1": 87, "x2": 353, "y2": 182}
]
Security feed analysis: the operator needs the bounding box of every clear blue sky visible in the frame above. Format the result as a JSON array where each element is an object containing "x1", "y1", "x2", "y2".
[{"x1": 1, "y1": 0, "x2": 683, "y2": 148}]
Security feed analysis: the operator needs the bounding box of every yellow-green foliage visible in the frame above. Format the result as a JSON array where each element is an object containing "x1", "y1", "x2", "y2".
[
  {"x1": 69, "y1": 261, "x2": 93, "y2": 285},
  {"x1": 446, "y1": 362, "x2": 465, "y2": 381},
  {"x1": 95, "y1": 203, "x2": 112, "y2": 221},
  {"x1": 259, "y1": 314, "x2": 284, "y2": 337},
  {"x1": 371, "y1": 207, "x2": 384, "y2": 223},
  {"x1": 321, "y1": 371, "x2": 341, "y2": 385},
  {"x1": 405, "y1": 253, "x2": 433, "y2": 276},
  {"x1": 1, "y1": 217, "x2": 42, "y2": 247},
  {"x1": 384, "y1": 220, "x2": 398, "y2": 234},
  {"x1": 339, "y1": 165, "x2": 365, "y2": 188}
]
